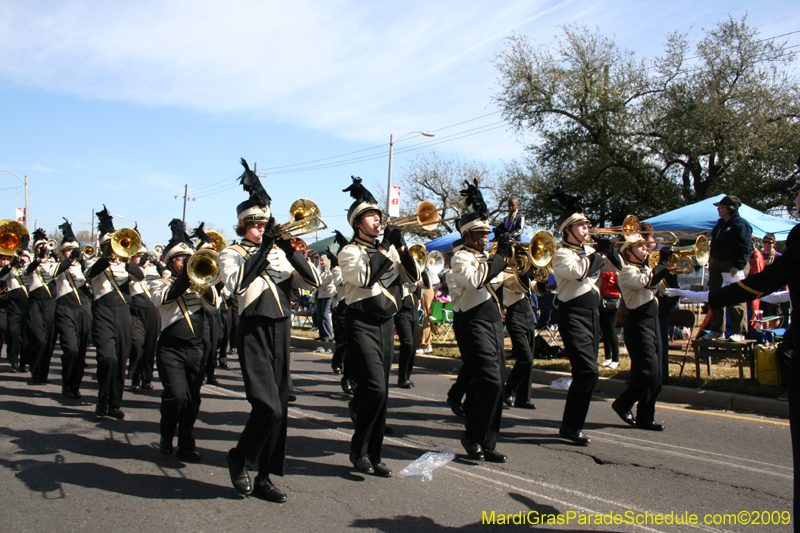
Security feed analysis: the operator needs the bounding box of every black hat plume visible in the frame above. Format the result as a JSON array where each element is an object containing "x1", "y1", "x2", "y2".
[
  {"x1": 32, "y1": 228, "x2": 47, "y2": 243},
  {"x1": 59, "y1": 218, "x2": 77, "y2": 243},
  {"x1": 343, "y1": 176, "x2": 378, "y2": 205},
  {"x1": 238, "y1": 158, "x2": 271, "y2": 207},
  {"x1": 547, "y1": 183, "x2": 585, "y2": 214},
  {"x1": 97, "y1": 205, "x2": 115, "y2": 237},
  {"x1": 191, "y1": 222, "x2": 212, "y2": 250},
  {"x1": 459, "y1": 179, "x2": 488, "y2": 218}
]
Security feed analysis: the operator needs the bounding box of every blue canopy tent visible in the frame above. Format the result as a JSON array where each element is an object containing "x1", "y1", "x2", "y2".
[
  {"x1": 424, "y1": 228, "x2": 530, "y2": 252},
  {"x1": 643, "y1": 194, "x2": 797, "y2": 240}
]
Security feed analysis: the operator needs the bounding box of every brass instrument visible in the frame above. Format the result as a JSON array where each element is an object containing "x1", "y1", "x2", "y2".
[
  {"x1": 489, "y1": 230, "x2": 557, "y2": 276},
  {"x1": 408, "y1": 243, "x2": 429, "y2": 272},
  {"x1": 647, "y1": 235, "x2": 710, "y2": 274},
  {"x1": 205, "y1": 230, "x2": 227, "y2": 252},
  {"x1": 154, "y1": 244, "x2": 165, "y2": 255},
  {"x1": 82, "y1": 244, "x2": 97, "y2": 258},
  {"x1": 0, "y1": 219, "x2": 29, "y2": 257},
  {"x1": 384, "y1": 201, "x2": 459, "y2": 233},
  {"x1": 186, "y1": 248, "x2": 220, "y2": 293},
  {"x1": 276, "y1": 199, "x2": 328, "y2": 239},
  {"x1": 47, "y1": 239, "x2": 58, "y2": 250},
  {"x1": 110, "y1": 228, "x2": 142, "y2": 258},
  {"x1": 588, "y1": 215, "x2": 677, "y2": 245},
  {"x1": 426, "y1": 251, "x2": 445, "y2": 275}
]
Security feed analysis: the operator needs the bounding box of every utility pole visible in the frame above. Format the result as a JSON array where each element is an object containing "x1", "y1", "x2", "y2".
[{"x1": 175, "y1": 184, "x2": 196, "y2": 226}]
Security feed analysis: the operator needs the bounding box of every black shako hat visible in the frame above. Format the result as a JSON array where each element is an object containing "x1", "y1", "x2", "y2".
[
  {"x1": 236, "y1": 158, "x2": 272, "y2": 221},
  {"x1": 549, "y1": 186, "x2": 589, "y2": 232},
  {"x1": 58, "y1": 218, "x2": 79, "y2": 252},
  {"x1": 97, "y1": 205, "x2": 116, "y2": 245},
  {"x1": 344, "y1": 176, "x2": 382, "y2": 226},
  {"x1": 162, "y1": 219, "x2": 194, "y2": 262}
]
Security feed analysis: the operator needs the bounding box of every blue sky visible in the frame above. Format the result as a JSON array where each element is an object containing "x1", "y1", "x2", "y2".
[{"x1": 1, "y1": 1, "x2": 798, "y2": 246}]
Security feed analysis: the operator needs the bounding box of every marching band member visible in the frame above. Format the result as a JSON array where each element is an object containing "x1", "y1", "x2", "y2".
[
  {"x1": 337, "y1": 176, "x2": 420, "y2": 477},
  {"x1": 0, "y1": 245, "x2": 29, "y2": 373},
  {"x1": 23, "y1": 229, "x2": 57, "y2": 384},
  {"x1": 396, "y1": 260, "x2": 432, "y2": 389},
  {"x1": 219, "y1": 159, "x2": 319, "y2": 501},
  {"x1": 612, "y1": 237, "x2": 673, "y2": 431},
  {"x1": 326, "y1": 232, "x2": 354, "y2": 394},
  {"x1": 51, "y1": 219, "x2": 92, "y2": 398},
  {"x1": 128, "y1": 239, "x2": 163, "y2": 392},
  {"x1": 502, "y1": 263, "x2": 542, "y2": 410},
  {"x1": 85, "y1": 206, "x2": 143, "y2": 419},
  {"x1": 151, "y1": 220, "x2": 218, "y2": 461},
  {"x1": 551, "y1": 193, "x2": 620, "y2": 445},
  {"x1": 192, "y1": 223, "x2": 223, "y2": 386},
  {"x1": 449, "y1": 180, "x2": 511, "y2": 462}
]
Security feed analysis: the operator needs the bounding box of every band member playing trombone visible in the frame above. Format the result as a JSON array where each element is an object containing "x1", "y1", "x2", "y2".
[
  {"x1": 85, "y1": 206, "x2": 143, "y2": 419},
  {"x1": 612, "y1": 237, "x2": 673, "y2": 431},
  {"x1": 24, "y1": 229, "x2": 57, "y2": 384},
  {"x1": 450, "y1": 180, "x2": 510, "y2": 462},
  {"x1": 151, "y1": 220, "x2": 218, "y2": 461},
  {"x1": 219, "y1": 159, "x2": 319, "y2": 502},
  {"x1": 52, "y1": 219, "x2": 92, "y2": 398},
  {"x1": 338, "y1": 176, "x2": 420, "y2": 477},
  {"x1": 551, "y1": 193, "x2": 619, "y2": 445}
]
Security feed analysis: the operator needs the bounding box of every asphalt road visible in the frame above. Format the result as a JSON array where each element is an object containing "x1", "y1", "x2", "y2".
[{"x1": 0, "y1": 347, "x2": 793, "y2": 532}]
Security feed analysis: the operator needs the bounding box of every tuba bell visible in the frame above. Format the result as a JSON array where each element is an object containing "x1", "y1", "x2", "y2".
[
  {"x1": 186, "y1": 248, "x2": 221, "y2": 293},
  {"x1": 110, "y1": 228, "x2": 142, "y2": 258},
  {"x1": 0, "y1": 219, "x2": 29, "y2": 257}
]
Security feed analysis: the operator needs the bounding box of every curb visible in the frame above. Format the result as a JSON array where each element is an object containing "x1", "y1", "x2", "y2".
[{"x1": 290, "y1": 336, "x2": 789, "y2": 419}]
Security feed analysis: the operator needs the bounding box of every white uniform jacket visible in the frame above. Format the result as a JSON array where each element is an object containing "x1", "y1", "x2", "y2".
[
  {"x1": 449, "y1": 242, "x2": 504, "y2": 314},
  {"x1": 150, "y1": 274, "x2": 219, "y2": 338},
  {"x1": 552, "y1": 242, "x2": 607, "y2": 306}
]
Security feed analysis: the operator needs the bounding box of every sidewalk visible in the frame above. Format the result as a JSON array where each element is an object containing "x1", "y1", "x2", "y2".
[{"x1": 291, "y1": 336, "x2": 789, "y2": 419}]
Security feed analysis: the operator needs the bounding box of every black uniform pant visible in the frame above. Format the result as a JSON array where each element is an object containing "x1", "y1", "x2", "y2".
[
  {"x1": 395, "y1": 305, "x2": 419, "y2": 383},
  {"x1": 129, "y1": 305, "x2": 160, "y2": 386},
  {"x1": 614, "y1": 310, "x2": 662, "y2": 423},
  {"x1": 331, "y1": 303, "x2": 354, "y2": 381},
  {"x1": 559, "y1": 304, "x2": 600, "y2": 431},
  {"x1": 235, "y1": 315, "x2": 290, "y2": 478},
  {"x1": 453, "y1": 310, "x2": 505, "y2": 449},
  {"x1": 93, "y1": 304, "x2": 132, "y2": 409},
  {"x1": 346, "y1": 307, "x2": 394, "y2": 461},
  {"x1": 27, "y1": 297, "x2": 57, "y2": 380},
  {"x1": 157, "y1": 335, "x2": 205, "y2": 451},
  {"x1": 599, "y1": 302, "x2": 620, "y2": 363},
  {"x1": 55, "y1": 302, "x2": 91, "y2": 393},
  {"x1": 6, "y1": 297, "x2": 28, "y2": 366},
  {"x1": 218, "y1": 305, "x2": 232, "y2": 366},
  {"x1": 204, "y1": 308, "x2": 222, "y2": 380},
  {"x1": 504, "y1": 300, "x2": 535, "y2": 404}
]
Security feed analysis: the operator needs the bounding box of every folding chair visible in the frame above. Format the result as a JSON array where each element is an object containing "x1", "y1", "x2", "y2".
[
  {"x1": 667, "y1": 308, "x2": 697, "y2": 377},
  {"x1": 430, "y1": 301, "x2": 455, "y2": 343}
]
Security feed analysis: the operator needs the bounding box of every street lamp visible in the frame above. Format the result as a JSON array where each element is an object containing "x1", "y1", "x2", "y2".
[
  {"x1": 386, "y1": 130, "x2": 435, "y2": 214},
  {"x1": 0, "y1": 169, "x2": 29, "y2": 233}
]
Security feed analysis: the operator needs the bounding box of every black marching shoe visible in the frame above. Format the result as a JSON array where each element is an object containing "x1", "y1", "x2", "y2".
[
  {"x1": 10, "y1": 362, "x2": 18, "y2": 373},
  {"x1": 447, "y1": 397, "x2": 467, "y2": 419},
  {"x1": 206, "y1": 376, "x2": 220, "y2": 386},
  {"x1": 612, "y1": 402, "x2": 636, "y2": 427},
  {"x1": 636, "y1": 420, "x2": 665, "y2": 431},
  {"x1": 95, "y1": 401, "x2": 108, "y2": 418},
  {"x1": 253, "y1": 476, "x2": 287, "y2": 503},
  {"x1": 461, "y1": 434, "x2": 485, "y2": 461},
  {"x1": 62, "y1": 387, "x2": 70, "y2": 396},
  {"x1": 288, "y1": 394, "x2": 297, "y2": 402},
  {"x1": 107, "y1": 408, "x2": 125, "y2": 419},
  {"x1": 559, "y1": 427, "x2": 591, "y2": 446},
  {"x1": 371, "y1": 461, "x2": 393, "y2": 477},
  {"x1": 350, "y1": 453, "x2": 374, "y2": 474},
  {"x1": 69, "y1": 390, "x2": 82, "y2": 399},
  {"x1": 226, "y1": 449, "x2": 253, "y2": 495},
  {"x1": 332, "y1": 366, "x2": 342, "y2": 375},
  {"x1": 176, "y1": 448, "x2": 202, "y2": 462},
  {"x1": 483, "y1": 448, "x2": 507, "y2": 463},
  {"x1": 398, "y1": 380, "x2": 414, "y2": 389},
  {"x1": 159, "y1": 439, "x2": 174, "y2": 456},
  {"x1": 141, "y1": 382, "x2": 154, "y2": 390},
  {"x1": 341, "y1": 377, "x2": 354, "y2": 395},
  {"x1": 514, "y1": 401, "x2": 536, "y2": 410},
  {"x1": 503, "y1": 391, "x2": 514, "y2": 408}
]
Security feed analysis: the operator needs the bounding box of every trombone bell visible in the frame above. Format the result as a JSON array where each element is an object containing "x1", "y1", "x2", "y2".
[
  {"x1": 0, "y1": 219, "x2": 29, "y2": 256},
  {"x1": 278, "y1": 199, "x2": 328, "y2": 238}
]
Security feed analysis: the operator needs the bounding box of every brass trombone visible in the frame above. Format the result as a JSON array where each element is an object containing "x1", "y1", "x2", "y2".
[
  {"x1": 588, "y1": 215, "x2": 677, "y2": 245},
  {"x1": 647, "y1": 235, "x2": 710, "y2": 274},
  {"x1": 0, "y1": 219, "x2": 29, "y2": 257},
  {"x1": 384, "y1": 201, "x2": 460, "y2": 233},
  {"x1": 489, "y1": 230, "x2": 557, "y2": 276},
  {"x1": 186, "y1": 248, "x2": 221, "y2": 293},
  {"x1": 276, "y1": 199, "x2": 328, "y2": 239},
  {"x1": 109, "y1": 228, "x2": 142, "y2": 258}
]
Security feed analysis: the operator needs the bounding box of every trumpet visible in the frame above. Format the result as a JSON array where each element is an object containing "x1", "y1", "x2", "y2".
[
  {"x1": 82, "y1": 244, "x2": 97, "y2": 258},
  {"x1": 276, "y1": 199, "x2": 328, "y2": 239},
  {"x1": 588, "y1": 215, "x2": 677, "y2": 245},
  {"x1": 647, "y1": 235, "x2": 710, "y2": 274},
  {"x1": 109, "y1": 228, "x2": 142, "y2": 258},
  {"x1": 489, "y1": 230, "x2": 557, "y2": 276},
  {"x1": 0, "y1": 219, "x2": 29, "y2": 257},
  {"x1": 186, "y1": 248, "x2": 221, "y2": 293},
  {"x1": 384, "y1": 201, "x2": 460, "y2": 233},
  {"x1": 205, "y1": 230, "x2": 227, "y2": 252}
]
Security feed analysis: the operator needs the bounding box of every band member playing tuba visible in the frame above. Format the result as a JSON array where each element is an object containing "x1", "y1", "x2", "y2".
[{"x1": 219, "y1": 159, "x2": 319, "y2": 502}]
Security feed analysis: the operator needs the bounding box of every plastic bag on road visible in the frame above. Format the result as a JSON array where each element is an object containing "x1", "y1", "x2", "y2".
[
  {"x1": 550, "y1": 376, "x2": 572, "y2": 391},
  {"x1": 397, "y1": 446, "x2": 455, "y2": 481}
]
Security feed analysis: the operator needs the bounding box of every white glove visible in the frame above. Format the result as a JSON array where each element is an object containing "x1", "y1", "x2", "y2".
[
  {"x1": 760, "y1": 291, "x2": 791, "y2": 304},
  {"x1": 664, "y1": 288, "x2": 709, "y2": 303}
]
